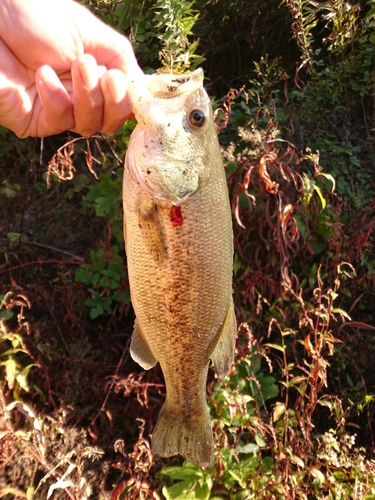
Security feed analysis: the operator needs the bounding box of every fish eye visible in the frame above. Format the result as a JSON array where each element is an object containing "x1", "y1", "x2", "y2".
[{"x1": 188, "y1": 109, "x2": 206, "y2": 128}]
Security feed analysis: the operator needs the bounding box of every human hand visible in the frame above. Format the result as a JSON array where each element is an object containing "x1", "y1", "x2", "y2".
[{"x1": 0, "y1": 0, "x2": 142, "y2": 138}]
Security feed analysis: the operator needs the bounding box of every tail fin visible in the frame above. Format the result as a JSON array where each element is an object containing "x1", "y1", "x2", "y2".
[{"x1": 151, "y1": 402, "x2": 214, "y2": 469}]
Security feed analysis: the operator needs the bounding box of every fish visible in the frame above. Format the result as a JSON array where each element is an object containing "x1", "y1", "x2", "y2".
[{"x1": 122, "y1": 68, "x2": 236, "y2": 469}]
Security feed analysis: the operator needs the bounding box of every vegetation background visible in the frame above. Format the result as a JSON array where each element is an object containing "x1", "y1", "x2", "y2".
[{"x1": 1, "y1": 0, "x2": 375, "y2": 498}]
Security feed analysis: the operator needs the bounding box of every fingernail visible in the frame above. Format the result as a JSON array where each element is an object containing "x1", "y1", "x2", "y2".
[
  {"x1": 77, "y1": 56, "x2": 99, "y2": 89},
  {"x1": 106, "y1": 73, "x2": 127, "y2": 102},
  {"x1": 38, "y1": 66, "x2": 60, "y2": 93}
]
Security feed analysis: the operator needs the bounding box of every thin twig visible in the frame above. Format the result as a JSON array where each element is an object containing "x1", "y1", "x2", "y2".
[
  {"x1": 0, "y1": 259, "x2": 85, "y2": 276},
  {"x1": 91, "y1": 343, "x2": 130, "y2": 427},
  {"x1": 23, "y1": 240, "x2": 86, "y2": 262}
]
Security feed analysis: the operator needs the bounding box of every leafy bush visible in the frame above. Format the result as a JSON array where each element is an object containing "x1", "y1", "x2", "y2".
[
  {"x1": 283, "y1": 0, "x2": 375, "y2": 207},
  {"x1": 74, "y1": 169, "x2": 130, "y2": 319},
  {"x1": 113, "y1": 0, "x2": 204, "y2": 72}
]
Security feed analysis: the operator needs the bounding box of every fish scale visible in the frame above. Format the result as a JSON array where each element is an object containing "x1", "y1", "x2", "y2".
[{"x1": 122, "y1": 68, "x2": 236, "y2": 468}]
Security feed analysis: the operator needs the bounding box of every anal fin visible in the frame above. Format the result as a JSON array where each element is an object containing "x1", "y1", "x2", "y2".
[
  {"x1": 211, "y1": 297, "x2": 237, "y2": 379},
  {"x1": 130, "y1": 319, "x2": 158, "y2": 370}
]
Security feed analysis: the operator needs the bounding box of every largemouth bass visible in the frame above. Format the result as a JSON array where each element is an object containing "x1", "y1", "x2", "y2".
[{"x1": 123, "y1": 68, "x2": 236, "y2": 469}]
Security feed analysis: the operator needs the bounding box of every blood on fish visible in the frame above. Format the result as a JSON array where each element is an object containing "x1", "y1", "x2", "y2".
[{"x1": 170, "y1": 205, "x2": 184, "y2": 227}]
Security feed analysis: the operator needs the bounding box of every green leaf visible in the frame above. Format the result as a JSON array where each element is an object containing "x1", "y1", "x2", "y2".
[
  {"x1": 4, "y1": 358, "x2": 17, "y2": 389},
  {"x1": 162, "y1": 481, "x2": 195, "y2": 500},
  {"x1": 92, "y1": 272, "x2": 101, "y2": 286},
  {"x1": 289, "y1": 454, "x2": 304, "y2": 467},
  {"x1": 99, "y1": 276, "x2": 110, "y2": 288},
  {"x1": 16, "y1": 364, "x2": 35, "y2": 392},
  {"x1": 310, "y1": 468, "x2": 325, "y2": 483},
  {"x1": 333, "y1": 470, "x2": 347, "y2": 480},
  {"x1": 195, "y1": 480, "x2": 211, "y2": 500},
  {"x1": 302, "y1": 175, "x2": 315, "y2": 205},
  {"x1": 331, "y1": 308, "x2": 351, "y2": 320},
  {"x1": 161, "y1": 464, "x2": 201, "y2": 481},
  {"x1": 272, "y1": 402, "x2": 286, "y2": 422},
  {"x1": 1, "y1": 347, "x2": 28, "y2": 357},
  {"x1": 0, "y1": 180, "x2": 20, "y2": 198},
  {"x1": 264, "y1": 342, "x2": 286, "y2": 352},
  {"x1": 227, "y1": 470, "x2": 246, "y2": 489},
  {"x1": 26, "y1": 487, "x2": 35, "y2": 500},
  {"x1": 310, "y1": 237, "x2": 326, "y2": 255},
  {"x1": 95, "y1": 196, "x2": 119, "y2": 217},
  {"x1": 313, "y1": 184, "x2": 326, "y2": 210},
  {"x1": 236, "y1": 442, "x2": 259, "y2": 454},
  {"x1": 256, "y1": 374, "x2": 279, "y2": 400},
  {"x1": 317, "y1": 172, "x2": 336, "y2": 192},
  {"x1": 232, "y1": 492, "x2": 251, "y2": 500},
  {"x1": 254, "y1": 433, "x2": 267, "y2": 448}
]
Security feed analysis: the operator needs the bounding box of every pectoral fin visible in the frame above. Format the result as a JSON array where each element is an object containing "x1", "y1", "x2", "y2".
[
  {"x1": 130, "y1": 319, "x2": 158, "y2": 370},
  {"x1": 138, "y1": 196, "x2": 167, "y2": 263},
  {"x1": 211, "y1": 297, "x2": 237, "y2": 379}
]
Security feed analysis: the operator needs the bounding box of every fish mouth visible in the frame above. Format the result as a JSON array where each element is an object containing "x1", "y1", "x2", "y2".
[
  {"x1": 146, "y1": 69, "x2": 204, "y2": 99},
  {"x1": 128, "y1": 69, "x2": 205, "y2": 117}
]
